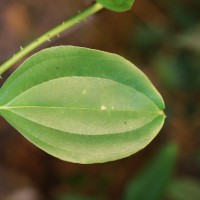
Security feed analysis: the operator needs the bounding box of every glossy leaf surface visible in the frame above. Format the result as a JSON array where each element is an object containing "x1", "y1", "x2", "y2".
[
  {"x1": 96, "y1": 0, "x2": 135, "y2": 12},
  {"x1": 0, "y1": 46, "x2": 165, "y2": 163}
]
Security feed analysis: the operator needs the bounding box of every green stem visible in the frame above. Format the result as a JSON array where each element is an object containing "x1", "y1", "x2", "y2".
[{"x1": 0, "y1": 3, "x2": 103, "y2": 76}]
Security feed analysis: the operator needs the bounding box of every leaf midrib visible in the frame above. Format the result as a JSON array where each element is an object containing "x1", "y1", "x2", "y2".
[
  {"x1": 0, "y1": 105, "x2": 164, "y2": 137},
  {"x1": 0, "y1": 105, "x2": 162, "y2": 115},
  {"x1": 0, "y1": 76, "x2": 161, "y2": 115}
]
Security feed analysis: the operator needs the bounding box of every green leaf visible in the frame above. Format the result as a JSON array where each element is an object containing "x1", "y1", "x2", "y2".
[
  {"x1": 0, "y1": 46, "x2": 165, "y2": 164},
  {"x1": 58, "y1": 193, "x2": 97, "y2": 200},
  {"x1": 96, "y1": 0, "x2": 135, "y2": 12},
  {"x1": 167, "y1": 177, "x2": 200, "y2": 200},
  {"x1": 123, "y1": 143, "x2": 178, "y2": 200}
]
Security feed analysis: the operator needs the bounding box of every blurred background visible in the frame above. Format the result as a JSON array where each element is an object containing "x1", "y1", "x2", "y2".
[{"x1": 0, "y1": 0, "x2": 200, "y2": 199}]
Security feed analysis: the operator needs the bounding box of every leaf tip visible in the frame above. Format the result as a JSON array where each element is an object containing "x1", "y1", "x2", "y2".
[{"x1": 159, "y1": 110, "x2": 166, "y2": 118}]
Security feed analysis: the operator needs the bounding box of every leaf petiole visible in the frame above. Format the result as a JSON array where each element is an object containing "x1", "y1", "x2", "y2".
[{"x1": 0, "y1": 3, "x2": 103, "y2": 76}]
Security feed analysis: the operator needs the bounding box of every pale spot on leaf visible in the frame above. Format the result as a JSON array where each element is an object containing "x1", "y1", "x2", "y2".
[
  {"x1": 101, "y1": 105, "x2": 107, "y2": 110},
  {"x1": 82, "y1": 90, "x2": 87, "y2": 95}
]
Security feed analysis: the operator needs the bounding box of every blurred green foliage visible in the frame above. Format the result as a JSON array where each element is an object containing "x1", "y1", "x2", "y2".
[
  {"x1": 122, "y1": 143, "x2": 178, "y2": 200},
  {"x1": 153, "y1": 51, "x2": 200, "y2": 92},
  {"x1": 58, "y1": 193, "x2": 97, "y2": 200},
  {"x1": 130, "y1": 0, "x2": 200, "y2": 93},
  {"x1": 167, "y1": 177, "x2": 200, "y2": 200}
]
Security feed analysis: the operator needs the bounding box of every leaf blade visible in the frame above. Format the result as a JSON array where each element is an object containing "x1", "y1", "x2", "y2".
[
  {"x1": 0, "y1": 46, "x2": 165, "y2": 163},
  {"x1": 96, "y1": 0, "x2": 135, "y2": 12}
]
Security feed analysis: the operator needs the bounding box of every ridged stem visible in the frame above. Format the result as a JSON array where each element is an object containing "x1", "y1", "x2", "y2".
[{"x1": 0, "y1": 3, "x2": 103, "y2": 76}]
